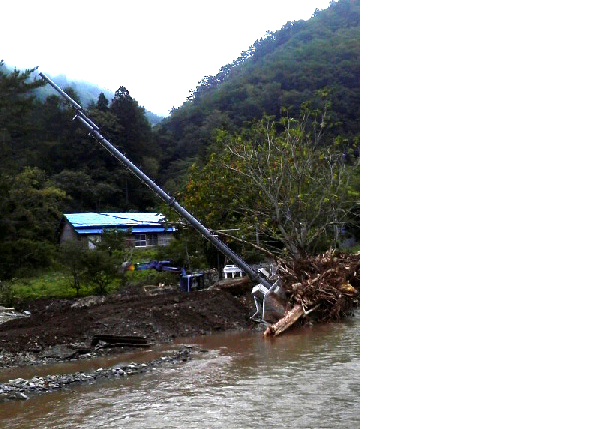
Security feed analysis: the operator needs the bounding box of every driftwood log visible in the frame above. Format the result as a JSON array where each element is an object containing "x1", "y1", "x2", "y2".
[
  {"x1": 263, "y1": 304, "x2": 304, "y2": 336},
  {"x1": 212, "y1": 276, "x2": 252, "y2": 296},
  {"x1": 264, "y1": 250, "x2": 359, "y2": 337}
]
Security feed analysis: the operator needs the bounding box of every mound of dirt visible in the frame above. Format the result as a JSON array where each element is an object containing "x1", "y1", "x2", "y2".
[{"x1": 0, "y1": 287, "x2": 255, "y2": 357}]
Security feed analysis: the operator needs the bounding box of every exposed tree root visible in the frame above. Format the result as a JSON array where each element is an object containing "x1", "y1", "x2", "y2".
[{"x1": 264, "y1": 250, "x2": 359, "y2": 337}]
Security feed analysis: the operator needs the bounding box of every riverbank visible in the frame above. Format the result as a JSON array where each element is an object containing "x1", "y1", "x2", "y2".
[
  {"x1": 0, "y1": 346, "x2": 200, "y2": 402},
  {"x1": 0, "y1": 281, "x2": 259, "y2": 371}
]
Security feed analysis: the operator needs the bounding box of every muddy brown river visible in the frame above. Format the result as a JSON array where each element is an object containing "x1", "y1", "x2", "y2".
[{"x1": 0, "y1": 312, "x2": 359, "y2": 428}]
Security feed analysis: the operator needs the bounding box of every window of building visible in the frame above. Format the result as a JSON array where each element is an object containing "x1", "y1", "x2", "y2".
[
  {"x1": 134, "y1": 234, "x2": 158, "y2": 247},
  {"x1": 147, "y1": 234, "x2": 158, "y2": 246},
  {"x1": 134, "y1": 234, "x2": 146, "y2": 247}
]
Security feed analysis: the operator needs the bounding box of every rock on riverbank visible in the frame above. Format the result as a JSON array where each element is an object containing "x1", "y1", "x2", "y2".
[{"x1": 0, "y1": 347, "x2": 200, "y2": 402}]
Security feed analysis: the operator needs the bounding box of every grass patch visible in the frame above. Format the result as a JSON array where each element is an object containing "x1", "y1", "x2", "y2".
[
  {"x1": 6, "y1": 271, "x2": 119, "y2": 304},
  {"x1": 124, "y1": 269, "x2": 178, "y2": 289},
  {"x1": 0, "y1": 247, "x2": 190, "y2": 307}
]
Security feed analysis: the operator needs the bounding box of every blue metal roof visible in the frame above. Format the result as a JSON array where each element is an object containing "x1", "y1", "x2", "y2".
[{"x1": 64, "y1": 213, "x2": 175, "y2": 234}]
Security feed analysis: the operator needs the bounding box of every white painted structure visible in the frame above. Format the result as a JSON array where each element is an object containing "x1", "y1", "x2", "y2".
[{"x1": 222, "y1": 264, "x2": 245, "y2": 279}]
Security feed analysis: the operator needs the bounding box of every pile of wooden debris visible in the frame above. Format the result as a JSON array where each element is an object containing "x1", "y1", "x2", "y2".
[{"x1": 264, "y1": 250, "x2": 360, "y2": 337}]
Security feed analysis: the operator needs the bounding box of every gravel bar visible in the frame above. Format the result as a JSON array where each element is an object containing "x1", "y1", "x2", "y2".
[{"x1": 0, "y1": 346, "x2": 201, "y2": 402}]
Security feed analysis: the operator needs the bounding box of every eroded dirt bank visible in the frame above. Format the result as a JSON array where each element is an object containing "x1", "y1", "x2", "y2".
[{"x1": 0, "y1": 284, "x2": 257, "y2": 369}]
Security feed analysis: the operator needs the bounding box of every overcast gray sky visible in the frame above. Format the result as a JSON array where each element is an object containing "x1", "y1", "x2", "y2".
[{"x1": 2, "y1": 0, "x2": 334, "y2": 116}]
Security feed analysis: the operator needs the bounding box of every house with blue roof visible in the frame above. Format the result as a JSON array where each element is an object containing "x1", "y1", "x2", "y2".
[{"x1": 60, "y1": 213, "x2": 176, "y2": 249}]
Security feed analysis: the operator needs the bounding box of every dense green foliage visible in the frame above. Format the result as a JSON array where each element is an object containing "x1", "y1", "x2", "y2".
[
  {"x1": 0, "y1": 60, "x2": 161, "y2": 280},
  {"x1": 178, "y1": 103, "x2": 359, "y2": 260},
  {"x1": 0, "y1": 0, "x2": 359, "y2": 296}
]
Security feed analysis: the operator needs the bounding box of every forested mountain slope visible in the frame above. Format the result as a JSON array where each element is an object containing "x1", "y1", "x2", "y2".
[{"x1": 155, "y1": 0, "x2": 360, "y2": 187}]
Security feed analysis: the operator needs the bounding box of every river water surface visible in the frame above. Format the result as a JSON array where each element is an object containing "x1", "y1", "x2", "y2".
[{"x1": 0, "y1": 313, "x2": 359, "y2": 428}]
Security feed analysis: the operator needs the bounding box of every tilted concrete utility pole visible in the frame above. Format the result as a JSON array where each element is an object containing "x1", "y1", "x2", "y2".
[{"x1": 39, "y1": 72, "x2": 274, "y2": 291}]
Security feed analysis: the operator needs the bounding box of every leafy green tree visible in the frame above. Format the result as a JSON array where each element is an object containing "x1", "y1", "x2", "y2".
[
  {"x1": 94, "y1": 228, "x2": 129, "y2": 257},
  {"x1": 83, "y1": 228, "x2": 128, "y2": 294},
  {"x1": 0, "y1": 167, "x2": 67, "y2": 278},
  {"x1": 59, "y1": 240, "x2": 87, "y2": 296},
  {"x1": 0, "y1": 61, "x2": 45, "y2": 173},
  {"x1": 97, "y1": 92, "x2": 109, "y2": 111},
  {"x1": 109, "y1": 86, "x2": 161, "y2": 210},
  {"x1": 82, "y1": 249, "x2": 117, "y2": 295},
  {"x1": 110, "y1": 86, "x2": 158, "y2": 162},
  {"x1": 181, "y1": 105, "x2": 359, "y2": 260}
]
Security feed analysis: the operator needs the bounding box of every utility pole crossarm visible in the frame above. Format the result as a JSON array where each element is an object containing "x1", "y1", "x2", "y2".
[{"x1": 39, "y1": 72, "x2": 273, "y2": 290}]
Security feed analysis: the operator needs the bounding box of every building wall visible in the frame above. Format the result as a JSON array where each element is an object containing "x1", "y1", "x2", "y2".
[
  {"x1": 158, "y1": 234, "x2": 173, "y2": 246},
  {"x1": 59, "y1": 222, "x2": 79, "y2": 245},
  {"x1": 61, "y1": 222, "x2": 174, "y2": 249}
]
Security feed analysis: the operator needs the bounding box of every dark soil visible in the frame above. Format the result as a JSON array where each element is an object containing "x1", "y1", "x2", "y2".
[{"x1": 0, "y1": 283, "x2": 259, "y2": 368}]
